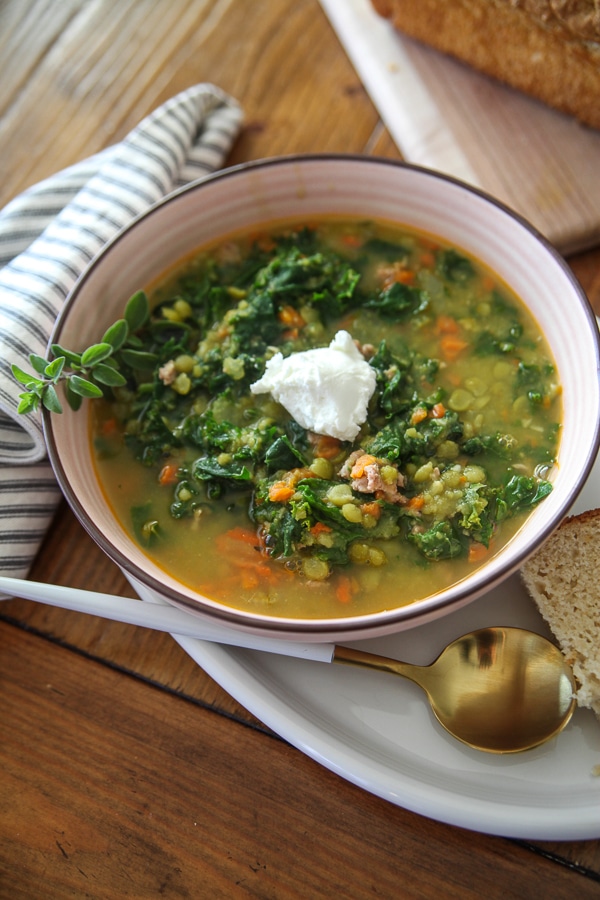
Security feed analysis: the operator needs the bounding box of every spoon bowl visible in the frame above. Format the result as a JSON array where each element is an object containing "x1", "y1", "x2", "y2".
[{"x1": 334, "y1": 627, "x2": 577, "y2": 753}]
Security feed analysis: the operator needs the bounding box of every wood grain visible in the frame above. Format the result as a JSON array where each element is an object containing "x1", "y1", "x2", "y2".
[
  {"x1": 1, "y1": 0, "x2": 600, "y2": 895},
  {"x1": 3, "y1": 624, "x2": 600, "y2": 900}
]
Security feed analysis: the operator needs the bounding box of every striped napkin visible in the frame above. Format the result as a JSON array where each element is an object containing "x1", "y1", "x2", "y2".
[{"x1": 0, "y1": 83, "x2": 242, "y2": 580}]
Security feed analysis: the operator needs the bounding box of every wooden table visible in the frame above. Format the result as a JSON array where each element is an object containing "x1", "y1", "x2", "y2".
[{"x1": 1, "y1": 2, "x2": 600, "y2": 896}]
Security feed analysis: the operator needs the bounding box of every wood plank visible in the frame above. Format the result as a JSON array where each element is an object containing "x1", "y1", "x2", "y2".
[
  {"x1": 2, "y1": 622, "x2": 599, "y2": 899},
  {"x1": 0, "y1": 0, "x2": 379, "y2": 208}
]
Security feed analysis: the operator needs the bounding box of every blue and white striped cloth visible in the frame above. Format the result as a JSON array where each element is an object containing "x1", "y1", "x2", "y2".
[{"x1": 0, "y1": 83, "x2": 242, "y2": 579}]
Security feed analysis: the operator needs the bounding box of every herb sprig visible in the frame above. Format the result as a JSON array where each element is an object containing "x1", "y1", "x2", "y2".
[{"x1": 12, "y1": 290, "x2": 150, "y2": 415}]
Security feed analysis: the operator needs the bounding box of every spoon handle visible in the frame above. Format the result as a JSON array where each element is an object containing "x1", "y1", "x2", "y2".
[
  {"x1": 333, "y1": 645, "x2": 424, "y2": 685},
  {"x1": 0, "y1": 575, "x2": 335, "y2": 662}
]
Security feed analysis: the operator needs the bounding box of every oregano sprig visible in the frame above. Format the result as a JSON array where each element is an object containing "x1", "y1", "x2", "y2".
[{"x1": 12, "y1": 289, "x2": 151, "y2": 415}]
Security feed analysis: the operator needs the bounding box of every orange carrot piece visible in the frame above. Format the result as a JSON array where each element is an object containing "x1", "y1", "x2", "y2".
[
  {"x1": 351, "y1": 454, "x2": 377, "y2": 478},
  {"x1": 395, "y1": 269, "x2": 415, "y2": 284},
  {"x1": 158, "y1": 462, "x2": 180, "y2": 486},
  {"x1": 410, "y1": 407, "x2": 428, "y2": 425},
  {"x1": 341, "y1": 234, "x2": 364, "y2": 248},
  {"x1": 278, "y1": 305, "x2": 306, "y2": 328},
  {"x1": 420, "y1": 250, "x2": 436, "y2": 267},
  {"x1": 312, "y1": 434, "x2": 343, "y2": 459},
  {"x1": 436, "y1": 315, "x2": 459, "y2": 335},
  {"x1": 440, "y1": 335, "x2": 468, "y2": 360},
  {"x1": 468, "y1": 542, "x2": 489, "y2": 564},
  {"x1": 310, "y1": 522, "x2": 333, "y2": 536},
  {"x1": 336, "y1": 575, "x2": 353, "y2": 604},
  {"x1": 222, "y1": 526, "x2": 262, "y2": 546},
  {"x1": 268, "y1": 482, "x2": 296, "y2": 503},
  {"x1": 360, "y1": 501, "x2": 381, "y2": 520},
  {"x1": 101, "y1": 417, "x2": 118, "y2": 437},
  {"x1": 431, "y1": 402, "x2": 446, "y2": 418},
  {"x1": 406, "y1": 495, "x2": 424, "y2": 511}
]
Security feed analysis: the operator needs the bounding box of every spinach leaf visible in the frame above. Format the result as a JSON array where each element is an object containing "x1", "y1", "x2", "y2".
[
  {"x1": 191, "y1": 455, "x2": 252, "y2": 484},
  {"x1": 365, "y1": 281, "x2": 428, "y2": 320},
  {"x1": 264, "y1": 435, "x2": 307, "y2": 472}
]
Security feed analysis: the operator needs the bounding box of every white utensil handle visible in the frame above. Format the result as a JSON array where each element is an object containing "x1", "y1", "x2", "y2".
[{"x1": 0, "y1": 575, "x2": 335, "y2": 662}]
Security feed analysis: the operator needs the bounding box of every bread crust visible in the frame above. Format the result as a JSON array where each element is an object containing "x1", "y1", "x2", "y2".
[
  {"x1": 521, "y1": 507, "x2": 600, "y2": 718},
  {"x1": 371, "y1": 0, "x2": 600, "y2": 130}
]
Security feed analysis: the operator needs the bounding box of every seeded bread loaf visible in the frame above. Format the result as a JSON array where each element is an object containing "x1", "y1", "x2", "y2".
[
  {"x1": 521, "y1": 507, "x2": 600, "y2": 718},
  {"x1": 371, "y1": 0, "x2": 600, "y2": 130}
]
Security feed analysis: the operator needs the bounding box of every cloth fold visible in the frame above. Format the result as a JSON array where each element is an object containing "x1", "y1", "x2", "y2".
[{"x1": 0, "y1": 83, "x2": 243, "y2": 578}]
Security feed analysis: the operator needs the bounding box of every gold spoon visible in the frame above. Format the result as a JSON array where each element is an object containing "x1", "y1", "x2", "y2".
[
  {"x1": 0, "y1": 576, "x2": 576, "y2": 753},
  {"x1": 334, "y1": 627, "x2": 577, "y2": 754}
]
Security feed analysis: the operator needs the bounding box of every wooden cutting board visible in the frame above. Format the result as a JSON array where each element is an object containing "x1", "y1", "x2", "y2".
[{"x1": 320, "y1": 0, "x2": 600, "y2": 254}]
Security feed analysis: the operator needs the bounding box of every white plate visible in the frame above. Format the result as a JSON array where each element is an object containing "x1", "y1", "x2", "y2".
[{"x1": 171, "y1": 456, "x2": 600, "y2": 840}]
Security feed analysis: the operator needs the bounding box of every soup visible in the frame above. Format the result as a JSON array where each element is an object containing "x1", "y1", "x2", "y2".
[{"x1": 91, "y1": 218, "x2": 561, "y2": 619}]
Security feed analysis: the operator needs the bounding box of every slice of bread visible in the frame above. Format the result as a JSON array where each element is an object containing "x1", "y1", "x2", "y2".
[{"x1": 521, "y1": 508, "x2": 600, "y2": 718}]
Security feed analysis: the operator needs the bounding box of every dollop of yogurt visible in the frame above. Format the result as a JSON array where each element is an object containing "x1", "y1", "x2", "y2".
[{"x1": 250, "y1": 330, "x2": 376, "y2": 441}]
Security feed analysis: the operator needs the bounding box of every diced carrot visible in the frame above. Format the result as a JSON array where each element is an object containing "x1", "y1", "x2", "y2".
[
  {"x1": 158, "y1": 462, "x2": 180, "y2": 486},
  {"x1": 253, "y1": 234, "x2": 276, "y2": 252},
  {"x1": 101, "y1": 417, "x2": 118, "y2": 437},
  {"x1": 336, "y1": 575, "x2": 353, "y2": 604},
  {"x1": 440, "y1": 335, "x2": 468, "y2": 360},
  {"x1": 420, "y1": 250, "x2": 436, "y2": 267},
  {"x1": 221, "y1": 526, "x2": 262, "y2": 546},
  {"x1": 406, "y1": 495, "x2": 424, "y2": 511},
  {"x1": 481, "y1": 274, "x2": 495, "y2": 292},
  {"x1": 431, "y1": 402, "x2": 446, "y2": 418},
  {"x1": 395, "y1": 269, "x2": 415, "y2": 284},
  {"x1": 378, "y1": 262, "x2": 414, "y2": 290},
  {"x1": 351, "y1": 454, "x2": 377, "y2": 478},
  {"x1": 310, "y1": 522, "x2": 332, "y2": 536},
  {"x1": 312, "y1": 434, "x2": 343, "y2": 459},
  {"x1": 278, "y1": 305, "x2": 306, "y2": 328},
  {"x1": 360, "y1": 501, "x2": 381, "y2": 520},
  {"x1": 268, "y1": 482, "x2": 296, "y2": 503},
  {"x1": 436, "y1": 315, "x2": 459, "y2": 335},
  {"x1": 410, "y1": 407, "x2": 428, "y2": 425},
  {"x1": 468, "y1": 542, "x2": 489, "y2": 564},
  {"x1": 341, "y1": 234, "x2": 363, "y2": 248},
  {"x1": 282, "y1": 328, "x2": 299, "y2": 341}
]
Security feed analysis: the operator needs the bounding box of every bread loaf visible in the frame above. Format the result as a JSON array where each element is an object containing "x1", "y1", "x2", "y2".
[
  {"x1": 371, "y1": 0, "x2": 600, "y2": 130},
  {"x1": 521, "y1": 508, "x2": 600, "y2": 718}
]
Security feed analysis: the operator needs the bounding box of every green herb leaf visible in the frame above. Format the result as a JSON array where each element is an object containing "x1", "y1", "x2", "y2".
[
  {"x1": 44, "y1": 356, "x2": 65, "y2": 380},
  {"x1": 65, "y1": 379, "x2": 83, "y2": 411},
  {"x1": 42, "y1": 383, "x2": 63, "y2": 414},
  {"x1": 118, "y1": 348, "x2": 159, "y2": 370},
  {"x1": 17, "y1": 392, "x2": 40, "y2": 414},
  {"x1": 80, "y1": 342, "x2": 114, "y2": 367},
  {"x1": 68, "y1": 374, "x2": 105, "y2": 398},
  {"x1": 92, "y1": 362, "x2": 128, "y2": 386},
  {"x1": 124, "y1": 290, "x2": 150, "y2": 332},
  {"x1": 102, "y1": 318, "x2": 129, "y2": 351},
  {"x1": 11, "y1": 364, "x2": 42, "y2": 388},
  {"x1": 29, "y1": 354, "x2": 50, "y2": 376},
  {"x1": 51, "y1": 344, "x2": 82, "y2": 367}
]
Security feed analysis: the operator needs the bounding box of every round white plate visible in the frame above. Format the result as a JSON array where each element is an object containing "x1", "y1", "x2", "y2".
[{"x1": 173, "y1": 456, "x2": 600, "y2": 840}]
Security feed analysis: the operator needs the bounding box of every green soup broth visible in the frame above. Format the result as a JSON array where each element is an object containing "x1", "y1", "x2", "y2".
[{"x1": 91, "y1": 217, "x2": 561, "y2": 619}]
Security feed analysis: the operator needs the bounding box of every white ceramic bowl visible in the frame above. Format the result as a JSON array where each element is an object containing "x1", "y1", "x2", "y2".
[{"x1": 44, "y1": 155, "x2": 600, "y2": 641}]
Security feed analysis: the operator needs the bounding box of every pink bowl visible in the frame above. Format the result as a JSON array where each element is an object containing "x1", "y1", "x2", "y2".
[{"x1": 44, "y1": 155, "x2": 600, "y2": 641}]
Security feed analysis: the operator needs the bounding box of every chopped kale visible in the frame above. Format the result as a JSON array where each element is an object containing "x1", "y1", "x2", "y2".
[
  {"x1": 409, "y1": 521, "x2": 465, "y2": 560},
  {"x1": 365, "y1": 281, "x2": 428, "y2": 320},
  {"x1": 437, "y1": 249, "x2": 475, "y2": 283}
]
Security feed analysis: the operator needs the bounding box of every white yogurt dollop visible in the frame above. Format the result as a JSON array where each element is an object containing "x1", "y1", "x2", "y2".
[{"x1": 250, "y1": 330, "x2": 376, "y2": 441}]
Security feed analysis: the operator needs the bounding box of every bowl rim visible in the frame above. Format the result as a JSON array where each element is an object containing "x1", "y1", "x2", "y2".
[{"x1": 43, "y1": 153, "x2": 600, "y2": 637}]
